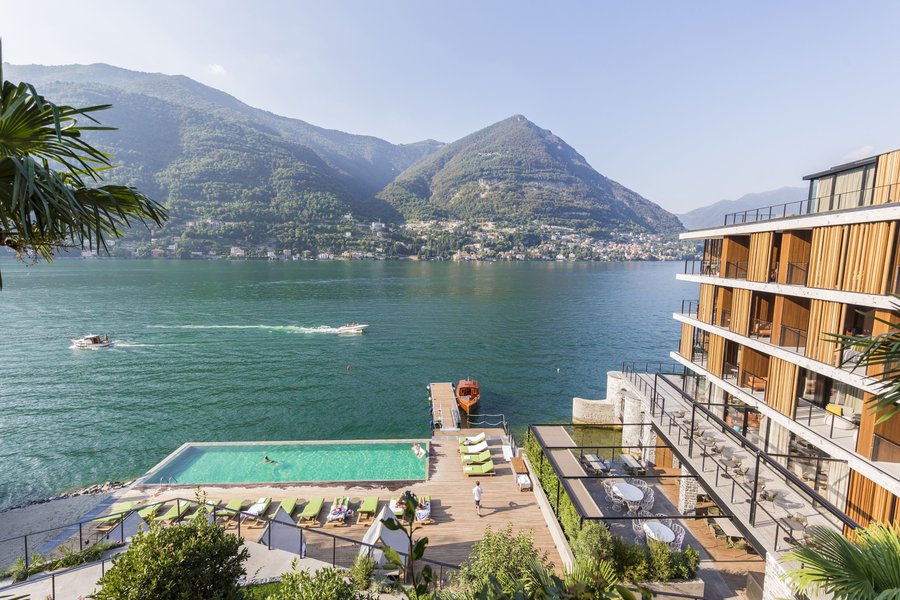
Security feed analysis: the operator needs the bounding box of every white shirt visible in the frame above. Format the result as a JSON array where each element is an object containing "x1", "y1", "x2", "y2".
[{"x1": 473, "y1": 485, "x2": 483, "y2": 501}]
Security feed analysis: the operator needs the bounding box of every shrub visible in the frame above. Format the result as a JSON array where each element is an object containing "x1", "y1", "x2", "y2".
[
  {"x1": 269, "y1": 564, "x2": 374, "y2": 599},
  {"x1": 349, "y1": 555, "x2": 375, "y2": 591},
  {"x1": 92, "y1": 507, "x2": 248, "y2": 599},
  {"x1": 454, "y1": 524, "x2": 553, "y2": 596},
  {"x1": 571, "y1": 520, "x2": 612, "y2": 562}
]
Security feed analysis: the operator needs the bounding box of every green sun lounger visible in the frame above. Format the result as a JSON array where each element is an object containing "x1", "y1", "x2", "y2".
[
  {"x1": 464, "y1": 459, "x2": 495, "y2": 476},
  {"x1": 277, "y1": 498, "x2": 298, "y2": 517},
  {"x1": 216, "y1": 499, "x2": 248, "y2": 525},
  {"x1": 137, "y1": 504, "x2": 161, "y2": 521},
  {"x1": 298, "y1": 497, "x2": 324, "y2": 525},
  {"x1": 154, "y1": 500, "x2": 192, "y2": 523},
  {"x1": 461, "y1": 449, "x2": 491, "y2": 464},
  {"x1": 356, "y1": 496, "x2": 379, "y2": 524},
  {"x1": 190, "y1": 499, "x2": 221, "y2": 521},
  {"x1": 97, "y1": 501, "x2": 138, "y2": 524}
]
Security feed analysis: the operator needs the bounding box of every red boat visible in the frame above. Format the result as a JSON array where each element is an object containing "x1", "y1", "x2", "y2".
[{"x1": 456, "y1": 379, "x2": 480, "y2": 414}]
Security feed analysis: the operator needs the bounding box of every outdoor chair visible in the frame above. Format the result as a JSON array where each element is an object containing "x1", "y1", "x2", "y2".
[
  {"x1": 669, "y1": 526, "x2": 686, "y2": 551},
  {"x1": 612, "y1": 495, "x2": 625, "y2": 512},
  {"x1": 640, "y1": 488, "x2": 655, "y2": 511}
]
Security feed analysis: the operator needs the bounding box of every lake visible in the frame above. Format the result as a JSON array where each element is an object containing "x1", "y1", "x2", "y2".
[{"x1": 0, "y1": 259, "x2": 691, "y2": 509}]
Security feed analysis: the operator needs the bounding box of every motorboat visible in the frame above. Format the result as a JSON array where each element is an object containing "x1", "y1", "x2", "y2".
[
  {"x1": 337, "y1": 323, "x2": 369, "y2": 335},
  {"x1": 456, "y1": 379, "x2": 480, "y2": 414},
  {"x1": 70, "y1": 334, "x2": 115, "y2": 349}
]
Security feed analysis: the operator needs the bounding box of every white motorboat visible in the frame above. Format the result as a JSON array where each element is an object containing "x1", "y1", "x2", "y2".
[
  {"x1": 337, "y1": 323, "x2": 369, "y2": 335},
  {"x1": 70, "y1": 334, "x2": 115, "y2": 349}
]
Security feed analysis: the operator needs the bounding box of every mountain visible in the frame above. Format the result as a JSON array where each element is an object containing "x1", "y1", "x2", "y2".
[
  {"x1": 678, "y1": 187, "x2": 808, "y2": 230},
  {"x1": 3, "y1": 64, "x2": 681, "y2": 253},
  {"x1": 378, "y1": 115, "x2": 682, "y2": 236}
]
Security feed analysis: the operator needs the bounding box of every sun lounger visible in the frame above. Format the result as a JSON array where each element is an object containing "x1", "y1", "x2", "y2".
[
  {"x1": 276, "y1": 498, "x2": 298, "y2": 518},
  {"x1": 464, "y1": 459, "x2": 495, "y2": 476},
  {"x1": 415, "y1": 496, "x2": 433, "y2": 524},
  {"x1": 389, "y1": 497, "x2": 404, "y2": 517},
  {"x1": 461, "y1": 449, "x2": 492, "y2": 464},
  {"x1": 459, "y1": 440, "x2": 489, "y2": 454},
  {"x1": 458, "y1": 432, "x2": 486, "y2": 446},
  {"x1": 325, "y1": 497, "x2": 352, "y2": 527},
  {"x1": 190, "y1": 499, "x2": 221, "y2": 521},
  {"x1": 137, "y1": 504, "x2": 161, "y2": 521},
  {"x1": 95, "y1": 501, "x2": 138, "y2": 531},
  {"x1": 244, "y1": 497, "x2": 272, "y2": 527},
  {"x1": 217, "y1": 499, "x2": 248, "y2": 525},
  {"x1": 357, "y1": 496, "x2": 379, "y2": 524},
  {"x1": 154, "y1": 501, "x2": 192, "y2": 523},
  {"x1": 297, "y1": 497, "x2": 324, "y2": 525}
]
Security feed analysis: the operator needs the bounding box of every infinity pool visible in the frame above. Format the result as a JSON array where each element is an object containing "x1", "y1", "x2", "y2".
[{"x1": 141, "y1": 441, "x2": 429, "y2": 484}]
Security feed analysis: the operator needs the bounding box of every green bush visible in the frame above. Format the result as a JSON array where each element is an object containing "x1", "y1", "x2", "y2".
[
  {"x1": 571, "y1": 520, "x2": 612, "y2": 562},
  {"x1": 268, "y1": 564, "x2": 374, "y2": 599},
  {"x1": 2, "y1": 542, "x2": 120, "y2": 582},
  {"x1": 92, "y1": 508, "x2": 248, "y2": 599},
  {"x1": 454, "y1": 524, "x2": 553, "y2": 596},
  {"x1": 349, "y1": 555, "x2": 375, "y2": 591}
]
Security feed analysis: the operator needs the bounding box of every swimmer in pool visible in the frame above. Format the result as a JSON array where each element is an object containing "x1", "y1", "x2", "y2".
[{"x1": 264, "y1": 455, "x2": 277, "y2": 464}]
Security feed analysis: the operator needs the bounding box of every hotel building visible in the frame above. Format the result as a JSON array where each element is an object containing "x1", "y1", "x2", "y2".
[{"x1": 590, "y1": 149, "x2": 900, "y2": 598}]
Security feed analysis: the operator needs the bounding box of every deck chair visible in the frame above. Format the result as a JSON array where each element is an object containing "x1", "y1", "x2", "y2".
[
  {"x1": 190, "y1": 499, "x2": 221, "y2": 521},
  {"x1": 464, "y1": 459, "x2": 495, "y2": 476},
  {"x1": 461, "y1": 449, "x2": 492, "y2": 464},
  {"x1": 458, "y1": 432, "x2": 486, "y2": 446},
  {"x1": 95, "y1": 501, "x2": 138, "y2": 532},
  {"x1": 276, "y1": 498, "x2": 298, "y2": 518},
  {"x1": 297, "y1": 497, "x2": 324, "y2": 526},
  {"x1": 415, "y1": 496, "x2": 433, "y2": 524},
  {"x1": 217, "y1": 499, "x2": 249, "y2": 526},
  {"x1": 244, "y1": 497, "x2": 272, "y2": 527},
  {"x1": 154, "y1": 501, "x2": 192, "y2": 523},
  {"x1": 459, "y1": 440, "x2": 489, "y2": 454},
  {"x1": 357, "y1": 496, "x2": 379, "y2": 524},
  {"x1": 137, "y1": 503, "x2": 162, "y2": 521},
  {"x1": 325, "y1": 497, "x2": 351, "y2": 527}
]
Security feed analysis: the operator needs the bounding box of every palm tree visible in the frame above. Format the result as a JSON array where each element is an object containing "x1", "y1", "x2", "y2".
[
  {"x1": 784, "y1": 522, "x2": 900, "y2": 599},
  {"x1": 830, "y1": 308, "x2": 900, "y2": 424},
  {"x1": 0, "y1": 44, "x2": 167, "y2": 288}
]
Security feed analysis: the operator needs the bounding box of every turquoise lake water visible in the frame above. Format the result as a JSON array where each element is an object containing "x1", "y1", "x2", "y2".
[
  {"x1": 0, "y1": 259, "x2": 691, "y2": 509},
  {"x1": 143, "y1": 442, "x2": 429, "y2": 485}
]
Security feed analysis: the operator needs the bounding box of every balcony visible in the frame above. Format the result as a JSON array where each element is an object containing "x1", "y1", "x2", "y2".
[
  {"x1": 683, "y1": 259, "x2": 721, "y2": 276},
  {"x1": 749, "y1": 318, "x2": 773, "y2": 341},
  {"x1": 777, "y1": 324, "x2": 807, "y2": 354},
  {"x1": 873, "y1": 434, "x2": 900, "y2": 463},
  {"x1": 723, "y1": 199, "x2": 810, "y2": 226},
  {"x1": 724, "y1": 261, "x2": 748, "y2": 280},
  {"x1": 794, "y1": 398, "x2": 859, "y2": 455},
  {"x1": 784, "y1": 262, "x2": 809, "y2": 286},
  {"x1": 680, "y1": 299, "x2": 699, "y2": 319}
]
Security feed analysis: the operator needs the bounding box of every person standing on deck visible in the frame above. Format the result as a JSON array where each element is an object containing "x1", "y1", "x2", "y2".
[{"x1": 472, "y1": 481, "x2": 483, "y2": 516}]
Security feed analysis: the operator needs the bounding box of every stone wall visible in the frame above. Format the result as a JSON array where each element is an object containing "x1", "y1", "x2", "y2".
[
  {"x1": 762, "y1": 552, "x2": 796, "y2": 600},
  {"x1": 572, "y1": 397, "x2": 617, "y2": 424}
]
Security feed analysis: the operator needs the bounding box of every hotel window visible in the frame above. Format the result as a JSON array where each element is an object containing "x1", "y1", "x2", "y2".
[{"x1": 810, "y1": 164, "x2": 876, "y2": 213}]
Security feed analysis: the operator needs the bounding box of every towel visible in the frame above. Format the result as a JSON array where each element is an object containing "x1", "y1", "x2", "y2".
[
  {"x1": 247, "y1": 498, "x2": 268, "y2": 515},
  {"x1": 415, "y1": 501, "x2": 431, "y2": 522}
]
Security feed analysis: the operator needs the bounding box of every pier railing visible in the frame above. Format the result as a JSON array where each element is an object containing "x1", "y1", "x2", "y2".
[{"x1": 0, "y1": 498, "x2": 460, "y2": 594}]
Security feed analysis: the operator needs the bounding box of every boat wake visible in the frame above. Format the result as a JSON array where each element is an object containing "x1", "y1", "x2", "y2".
[{"x1": 147, "y1": 324, "x2": 350, "y2": 334}]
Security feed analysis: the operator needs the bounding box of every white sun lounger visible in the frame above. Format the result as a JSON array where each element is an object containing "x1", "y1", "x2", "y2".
[{"x1": 459, "y1": 440, "x2": 489, "y2": 454}]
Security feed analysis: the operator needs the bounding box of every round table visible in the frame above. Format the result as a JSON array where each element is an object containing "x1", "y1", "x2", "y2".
[
  {"x1": 643, "y1": 521, "x2": 675, "y2": 543},
  {"x1": 612, "y1": 482, "x2": 644, "y2": 502}
]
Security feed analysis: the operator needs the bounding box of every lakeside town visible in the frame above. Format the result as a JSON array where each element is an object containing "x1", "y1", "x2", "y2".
[{"x1": 89, "y1": 220, "x2": 699, "y2": 262}]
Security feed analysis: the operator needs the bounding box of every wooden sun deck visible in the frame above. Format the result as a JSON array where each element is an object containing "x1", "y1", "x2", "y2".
[{"x1": 105, "y1": 436, "x2": 560, "y2": 570}]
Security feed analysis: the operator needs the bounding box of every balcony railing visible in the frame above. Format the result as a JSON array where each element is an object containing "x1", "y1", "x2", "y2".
[
  {"x1": 683, "y1": 259, "x2": 721, "y2": 276},
  {"x1": 750, "y1": 318, "x2": 773, "y2": 339},
  {"x1": 778, "y1": 324, "x2": 808, "y2": 352},
  {"x1": 723, "y1": 361, "x2": 739, "y2": 381},
  {"x1": 724, "y1": 260, "x2": 748, "y2": 279},
  {"x1": 739, "y1": 368, "x2": 768, "y2": 395},
  {"x1": 785, "y1": 262, "x2": 809, "y2": 286},
  {"x1": 724, "y1": 199, "x2": 810, "y2": 226},
  {"x1": 680, "y1": 299, "x2": 699, "y2": 317},
  {"x1": 795, "y1": 397, "x2": 860, "y2": 443},
  {"x1": 872, "y1": 434, "x2": 900, "y2": 463}
]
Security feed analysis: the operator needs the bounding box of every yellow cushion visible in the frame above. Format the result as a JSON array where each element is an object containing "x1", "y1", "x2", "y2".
[{"x1": 825, "y1": 404, "x2": 843, "y2": 416}]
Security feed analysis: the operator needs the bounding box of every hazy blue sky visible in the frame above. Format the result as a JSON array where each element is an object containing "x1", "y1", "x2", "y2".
[{"x1": 4, "y1": 1, "x2": 900, "y2": 213}]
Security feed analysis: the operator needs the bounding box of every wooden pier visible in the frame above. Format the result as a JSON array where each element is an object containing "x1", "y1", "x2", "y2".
[{"x1": 429, "y1": 382, "x2": 461, "y2": 431}]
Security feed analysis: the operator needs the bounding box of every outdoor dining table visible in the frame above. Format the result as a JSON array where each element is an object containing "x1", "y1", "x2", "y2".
[
  {"x1": 611, "y1": 482, "x2": 644, "y2": 502},
  {"x1": 643, "y1": 520, "x2": 675, "y2": 543}
]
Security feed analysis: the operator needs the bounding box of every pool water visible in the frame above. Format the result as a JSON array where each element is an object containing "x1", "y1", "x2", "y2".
[{"x1": 142, "y1": 441, "x2": 429, "y2": 484}]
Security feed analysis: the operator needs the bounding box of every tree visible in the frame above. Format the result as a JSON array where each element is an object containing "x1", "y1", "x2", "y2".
[
  {"x1": 266, "y1": 562, "x2": 375, "y2": 600},
  {"x1": 784, "y1": 522, "x2": 900, "y2": 599},
  {"x1": 92, "y1": 503, "x2": 249, "y2": 599},
  {"x1": 830, "y1": 308, "x2": 900, "y2": 423},
  {"x1": 0, "y1": 45, "x2": 167, "y2": 288},
  {"x1": 381, "y1": 490, "x2": 435, "y2": 599}
]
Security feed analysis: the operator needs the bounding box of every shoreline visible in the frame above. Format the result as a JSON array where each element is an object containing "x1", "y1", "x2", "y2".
[{"x1": 1, "y1": 480, "x2": 132, "y2": 516}]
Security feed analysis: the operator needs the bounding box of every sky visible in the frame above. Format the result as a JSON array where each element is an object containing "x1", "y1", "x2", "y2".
[{"x1": 3, "y1": 0, "x2": 900, "y2": 213}]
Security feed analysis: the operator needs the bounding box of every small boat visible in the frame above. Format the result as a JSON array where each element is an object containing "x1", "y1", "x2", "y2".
[
  {"x1": 456, "y1": 379, "x2": 480, "y2": 414},
  {"x1": 337, "y1": 323, "x2": 369, "y2": 335},
  {"x1": 70, "y1": 334, "x2": 115, "y2": 349}
]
